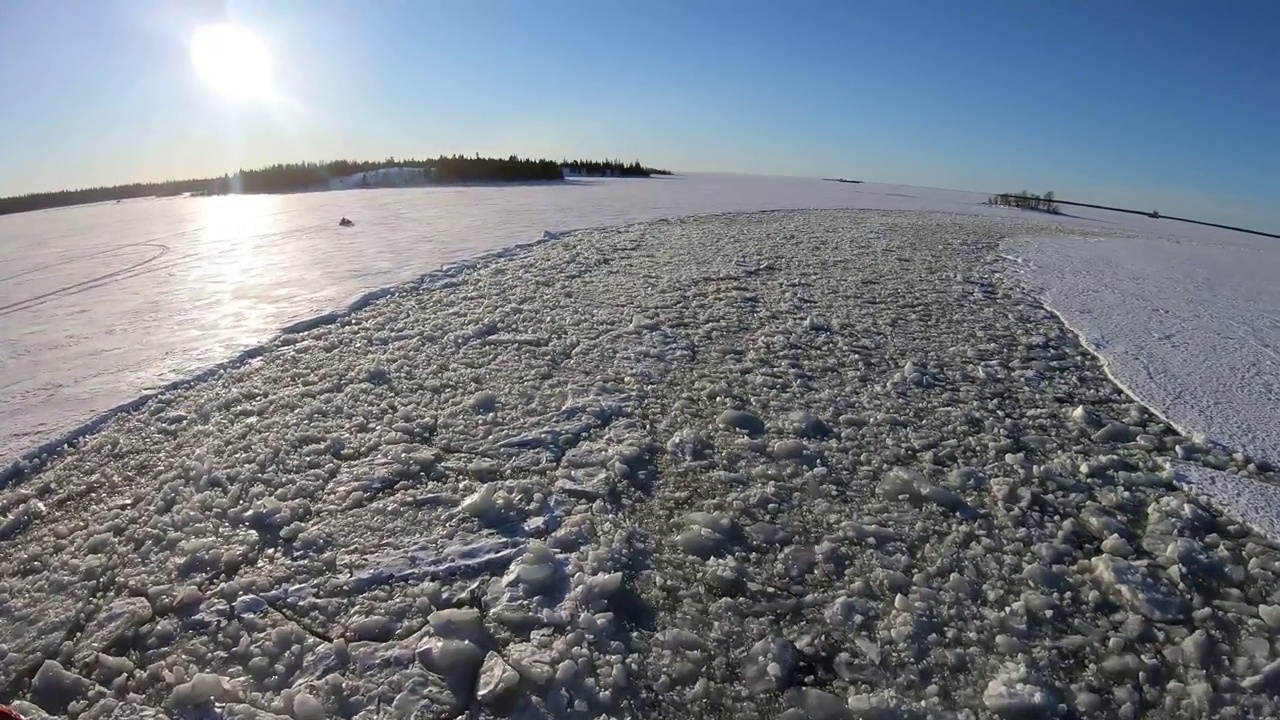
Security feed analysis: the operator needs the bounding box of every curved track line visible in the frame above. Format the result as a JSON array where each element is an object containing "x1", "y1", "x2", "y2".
[{"x1": 0, "y1": 243, "x2": 171, "y2": 316}]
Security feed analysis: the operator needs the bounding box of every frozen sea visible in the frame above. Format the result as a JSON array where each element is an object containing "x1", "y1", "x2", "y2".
[
  {"x1": 1, "y1": 172, "x2": 1276, "y2": 474},
  {"x1": 3, "y1": 176, "x2": 1280, "y2": 718}
]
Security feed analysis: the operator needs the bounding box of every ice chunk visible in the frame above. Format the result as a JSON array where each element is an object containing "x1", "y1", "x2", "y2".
[
  {"x1": 743, "y1": 637, "x2": 798, "y2": 694},
  {"x1": 1259, "y1": 604, "x2": 1280, "y2": 629},
  {"x1": 476, "y1": 651, "x2": 521, "y2": 705},
  {"x1": 7, "y1": 703, "x2": 52, "y2": 720},
  {"x1": 982, "y1": 663, "x2": 1056, "y2": 718},
  {"x1": 677, "y1": 512, "x2": 735, "y2": 559},
  {"x1": 747, "y1": 521, "x2": 791, "y2": 547},
  {"x1": 31, "y1": 660, "x2": 92, "y2": 710},
  {"x1": 780, "y1": 545, "x2": 817, "y2": 581},
  {"x1": 1018, "y1": 561, "x2": 1070, "y2": 589},
  {"x1": 556, "y1": 466, "x2": 612, "y2": 500},
  {"x1": 505, "y1": 642, "x2": 556, "y2": 687},
  {"x1": 500, "y1": 541, "x2": 561, "y2": 598},
  {"x1": 348, "y1": 615, "x2": 399, "y2": 642},
  {"x1": 686, "y1": 511, "x2": 733, "y2": 534},
  {"x1": 1100, "y1": 534, "x2": 1134, "y2": 558},
  {"x1": 428, "y1": 607, "x2": 487, "y2": 644},
  {"x1": 170, "y1": 672, "x2": 235, "y2": 707},
  {"x1": 667, "y1": 431, "x2": 714, "y2": 462},
  {"x1": 846, "y1": 693, "x2": 912, "y2": 720},
  {"x1": 1091, "y1": 556, "x2": 1189, "y2": 622},
  {"x1": 660, "y1": 628, "x2": 707, "y2": 652},
  {"x1": 1092, "y1": 422, "x2": 1136, "y2": 444},
  {"x1": 854, "y1": 636, "x2": 881, "y2": 665},
  {"x1": 90, "y1": 653, "x2": 135, "y2": 686},
  {"x1": 717, "y1": 409, "x2": 766, "y2": 436},
  {"x1": 470, "y1": 391, "x2": 498, "y2": 413},
  {"x1": 677, "y1": 527, "x2": 726, "y2": 559},
  {"x1": 462, "y1": 485, "x2": 500, "y2": 519},
  {"x1": 786, "y1": 410, "x2": 831, "y2": 438},
  {"x1": 877, "y1": 467, "x2": 975, "y2": 518},
  {"x1": 292, "y1": 692, "x2": 326, "y2": 720},
  {"x1": 468, "y1": 459, "x2": 501, "y2": 482},
  {"x1": 0, "y1": 498, "x2": 45, "y2": 541},
  {"x1": 805, "y1": 315, "x2": 831, "y2": 332},
  {"x1": 1070, "y1": 405, "x2": 1101, "y2": 428},
  {"x1": 630, "y1": 314, "x2": 659, "y2": 331},
  {"x1": 785, "y1": 687, "x2": 851, "y2": 720},
  {"x1": 773, "y1": 439, "x2": 807, "y2": 459},
  {"x1": 1241, "y1": 658, "x2": 1280, "y2": 692},
  {"x1": 1078, "y1": 505, "x2": 1131, "y2": 541},
  {"x1": 78, "y1": 596, "x2": 152, "y2": 656},
  {"x1": 585, "y1": 571, "x2": 624, "y2": 600},
  {"x1": 84, "y1": 532, "x2": 114, "y2": 554},
  {"x1": 416, "y1": 637, "x2": 486, "y2": 689}
]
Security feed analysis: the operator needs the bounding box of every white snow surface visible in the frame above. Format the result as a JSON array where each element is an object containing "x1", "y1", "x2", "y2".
[
  {"x1": 1004, "y1": 230, "x2": 1280, "y2": 467},
  {"x1": 1169, "y1": 460, "x2": 1280, "y2": 545},
  {"x1": 1, "y1": 171, "x2": 1275, "y2": 485}
]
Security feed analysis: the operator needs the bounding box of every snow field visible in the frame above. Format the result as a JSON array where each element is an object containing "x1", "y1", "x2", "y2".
[
  {"x1": 1003, "y1": 231, "x2": 1280, "y2": 469},
  {"x1": 3, "y1": 210, "x2": 1280, "y2": 719},
  {"x1": 1002, "y1": 230, "x2": 1280, "y2": 554}
]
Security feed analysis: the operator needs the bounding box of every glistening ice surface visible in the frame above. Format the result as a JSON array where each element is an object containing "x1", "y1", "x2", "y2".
[
  {"x1": 0, "y1": 175, "x2": 999, "y2": 465},
  {"x1": 3, "y1": 211, "x2": 1280, "y2": 719}
]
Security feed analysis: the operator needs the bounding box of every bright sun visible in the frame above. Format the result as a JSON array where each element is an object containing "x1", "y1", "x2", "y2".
[{"x1": 190, "y1": 23, "x2": 274, "y2": 101}]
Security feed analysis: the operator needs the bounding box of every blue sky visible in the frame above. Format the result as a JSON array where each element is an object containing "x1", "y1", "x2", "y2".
[{"x1": 1, "y1": 0, "x2": 1277, "y2": 228}]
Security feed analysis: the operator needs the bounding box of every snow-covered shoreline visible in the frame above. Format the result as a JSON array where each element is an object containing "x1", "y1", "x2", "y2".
[
  {"x1": 0, "y1": 230, "x2": 567, "y2": 490},
  {"x1": 1002, "y1": 231, "x2": 1280, "y2": 469},
  {"x1": 3, "y1": 210, "x2": 1279, "y2": 719}
]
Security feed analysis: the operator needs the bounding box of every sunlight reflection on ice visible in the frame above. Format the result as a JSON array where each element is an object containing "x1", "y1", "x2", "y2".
[{"x1": 186, "y1": 194, "x2": 284, "y2": 348}]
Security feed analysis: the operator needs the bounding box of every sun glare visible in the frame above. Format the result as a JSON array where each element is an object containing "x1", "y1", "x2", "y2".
[{"x1": 190, "y1": 23, "x2": 274, "y2": 101}]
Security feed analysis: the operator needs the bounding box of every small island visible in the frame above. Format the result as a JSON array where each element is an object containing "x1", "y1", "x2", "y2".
[
  {"x1": 824, "y1": 177, "x2": 864, "y2": 184},
  {"x1": 0, "y1": 156, "x2": 673, "y2": 216},
  {"x1": 986, "y1": 190, "x2": 1062, "y2": 215}
]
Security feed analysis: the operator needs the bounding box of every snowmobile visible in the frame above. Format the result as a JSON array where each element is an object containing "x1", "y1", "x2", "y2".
[{"x1": 339, "y1": 217, "x2": 354, "y2": 227}]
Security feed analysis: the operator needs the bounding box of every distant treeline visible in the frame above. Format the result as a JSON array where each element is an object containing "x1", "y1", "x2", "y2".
[
  {"x1": 0, "y1": 155, "x2": 673, "y2": 216},
  {"x1": 220, "y1": 156, "x2": 568, "y2": 194},
  {"x1": 987, "y1": 190, "x2": 1062, "y2": 214},
  {"x1": 0, "y1": 177, "x2": 215, "y2": 216},
  {"x1": 989, "y1": 193, "x2": 1279, "y2": 239},
  {"x1": 562, "y1": 159, "x2": 673, "y2": 177}
]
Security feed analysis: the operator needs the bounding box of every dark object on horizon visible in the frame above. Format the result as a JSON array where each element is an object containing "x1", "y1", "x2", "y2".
[
  {"x1": 339, "y1": 217, "x2": 354, "y2": 227},
  {"x1": 824, "y1": 178, "x2": 864, "y2": 184},
  {"x1": 989, "y1": 193, "x2": 1278, "y2": 239},
  {"x1": 987, "y1": 190, "x2": 1063, "y2": 214}
]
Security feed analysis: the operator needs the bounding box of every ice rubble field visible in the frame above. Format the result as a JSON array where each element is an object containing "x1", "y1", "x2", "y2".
[
  {"x1": 0, "y1": 174, "x2": 1003, "y2": 465},
  {"x1": 1, "y1": 178, "x2": 1280, "y2": 718},
  {"x1": 0, "y1": 174, "x2": 1275, "y2": 475}
]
